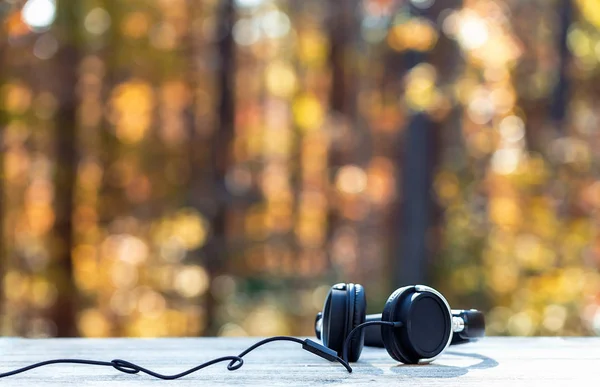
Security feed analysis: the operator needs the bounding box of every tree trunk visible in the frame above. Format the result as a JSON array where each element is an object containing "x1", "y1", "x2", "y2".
[
  {"x1": 392, "y1": 1, "x2": 461, "y2": 286},
  {"x1": 549, "y1": 0, "x2": 572, "y2": 134},
  {"x1": 0, "y1": 28, "x2": 6, "y2": 334},
  {"x1": 50, "y1": 0, "x2": 80, "y2": 337},
  {"x1": 326, "y1": 0, "x2": 360, "y2": 273},
  {"x1": 202, "y1": 0, "x2": 236, "y2": 335}
]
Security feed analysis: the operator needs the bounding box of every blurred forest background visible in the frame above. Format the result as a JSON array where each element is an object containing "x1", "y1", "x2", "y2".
[{"x1": 1, "y1": 0, "x2": 600, "y2": 339}]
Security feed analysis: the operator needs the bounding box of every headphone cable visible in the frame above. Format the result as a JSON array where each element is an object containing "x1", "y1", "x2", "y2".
[
  {"x1": 341, "y1": 320, "x2": 403, "y2": 363},
  {"x1": 0, "y1": 336, "x2": 352, "y2": 380}
]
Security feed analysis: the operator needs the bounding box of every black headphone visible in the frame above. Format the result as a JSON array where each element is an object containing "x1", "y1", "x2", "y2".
[
  {"x1": 314, "y1": 283, "x2": 485, "y2": 363},
  {"x1": 0, "y1": 282, "x2": 484, "y2": 380}
]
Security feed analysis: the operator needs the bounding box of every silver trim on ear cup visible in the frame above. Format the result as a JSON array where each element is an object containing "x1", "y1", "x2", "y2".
[
  {"x1": 315, "y1": 315, "x2": 323, "y2": 338},
  {"x1": 452, "y1": 316, "x2": 465, "y2": 333},
  {"x1": 413, "y1": 285, "x2": 453, "y2": 364}
]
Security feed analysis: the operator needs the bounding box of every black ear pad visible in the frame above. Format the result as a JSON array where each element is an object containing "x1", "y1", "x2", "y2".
[
  {"x1": 320, "y1": 283, "x2": 348, "y2": 355},
  {"x1": 381, "y1": 285, "x2": 452, "y2": 364},
  {"x1": 345, "y1": 284, "x2": 366, "y2": 362},
  {"x1": 319, "y1": 283, "x2": 366, "y2": 362},
  {"x1": 381, "y1": 286, "x2": 413, "y2": 363}
]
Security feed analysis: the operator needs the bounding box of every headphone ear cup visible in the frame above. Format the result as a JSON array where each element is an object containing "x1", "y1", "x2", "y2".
[
  {"x1": 320, "y1": 283, "x2": 348, "y2": 355},
  {"x1": 318, "y1": 283, "x2": 367, "y2": 362},
  {"x1": 381, "y1": 286, "x2": 414, "y2": 364},
  {"x1": 346, "y1": 284, "x2": 366, "y2": 362},
  {"x1": 381, "y1": 285, "x2": 453, "y2": 364}
]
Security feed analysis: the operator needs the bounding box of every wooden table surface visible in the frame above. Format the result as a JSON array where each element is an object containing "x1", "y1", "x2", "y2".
[{"x1": 0, "y1": 337, "x2": 599, "y2": 386}]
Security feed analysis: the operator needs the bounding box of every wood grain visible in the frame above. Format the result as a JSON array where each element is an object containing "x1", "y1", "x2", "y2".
[{"x1": 0, "y1": 337, "x2": 599, "y2": 386}]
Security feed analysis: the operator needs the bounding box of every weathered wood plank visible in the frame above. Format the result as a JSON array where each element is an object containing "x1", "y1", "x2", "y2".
[{"x1": 0, "y1": 337, "x2": 599, "y2": 386}]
